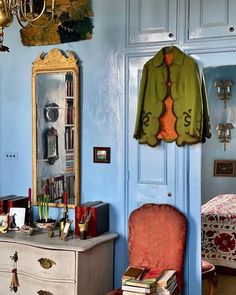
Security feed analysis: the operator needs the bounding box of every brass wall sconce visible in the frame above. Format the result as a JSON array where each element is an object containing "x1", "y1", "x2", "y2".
[
  {"x1": 216, "y1": 123, "x2": 234, "y2": 151},
  {"x1": 214, "y1": 80, "x2": 233, "y2": 108}
]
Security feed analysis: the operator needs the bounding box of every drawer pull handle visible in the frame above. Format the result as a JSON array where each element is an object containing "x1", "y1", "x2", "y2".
[
  {"x1": 37, "y1": 291, "x2": 53, "y2": 295},
  {"x1": 10, "y1": 252, "x2": 18, "y2": 262},
  {"x1": 38, "y1": 258, "x2": 56, "y2": 269}
]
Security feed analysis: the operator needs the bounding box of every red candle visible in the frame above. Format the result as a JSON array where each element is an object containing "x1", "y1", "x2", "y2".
[
  {"x1": 63, "y1": 191, "x2": 68, "y2": 205},
  {"x1": 28, "y1": 188, "x2": 32, "y2": 201},
  {"x1": 45, "y1": 183, "x2": 49, "y2": 195}
]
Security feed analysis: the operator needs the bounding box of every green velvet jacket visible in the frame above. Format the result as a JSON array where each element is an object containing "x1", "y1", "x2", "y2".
[{"x1": 133, "y1": 46, "x2": 211, "y2": 147}]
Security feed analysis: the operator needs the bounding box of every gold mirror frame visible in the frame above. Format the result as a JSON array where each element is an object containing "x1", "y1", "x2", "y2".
[{"x1": 32, "y1": 49, "x2": 80, "y2": 208}]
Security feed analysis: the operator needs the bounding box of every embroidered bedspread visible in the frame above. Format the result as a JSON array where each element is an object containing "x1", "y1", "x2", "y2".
[{"x1": 201, "y1": 194, "x2": 236, "y2": 268}]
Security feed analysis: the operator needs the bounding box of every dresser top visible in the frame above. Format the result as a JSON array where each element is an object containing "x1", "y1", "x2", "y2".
[{"x1": 0, "y1": 231, "x2": 118, "y2": 251}]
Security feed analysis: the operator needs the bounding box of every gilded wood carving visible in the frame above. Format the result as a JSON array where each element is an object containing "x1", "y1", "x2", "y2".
[{"x1": 20, "y1": 0, "x2": 93, "y2": 46}]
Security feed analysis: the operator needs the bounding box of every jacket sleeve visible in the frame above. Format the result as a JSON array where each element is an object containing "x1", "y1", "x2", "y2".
[{"x1": 133, "y1": 64, "x2": 148, "y2": 139}]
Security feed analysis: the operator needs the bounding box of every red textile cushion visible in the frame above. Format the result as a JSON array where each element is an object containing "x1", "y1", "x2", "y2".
[{"x1": 128, "y1": 203, "x2": 187, "y2": 291}]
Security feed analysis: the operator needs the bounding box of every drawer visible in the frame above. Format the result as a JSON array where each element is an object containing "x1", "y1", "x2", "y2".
[
  {"x1": 0, "y1": 242, "x2": 76, "y2": 281},
  {"x1": 0, "y1": 271, "x2": 76, "y2": 295}
]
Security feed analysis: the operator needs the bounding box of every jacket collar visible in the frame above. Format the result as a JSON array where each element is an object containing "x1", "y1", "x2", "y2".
[{"x1": 153, "y1": 46, "x2": 185, "y2": 67}]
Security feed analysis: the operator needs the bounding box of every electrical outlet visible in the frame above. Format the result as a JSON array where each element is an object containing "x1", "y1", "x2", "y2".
[{"x1": 5, "y1": 152, "x2": 18, "y2": 160}]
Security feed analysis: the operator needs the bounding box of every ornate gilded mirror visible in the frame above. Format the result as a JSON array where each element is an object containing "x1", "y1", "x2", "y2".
[{"x1": 32, "y1": 49, "x2": 80, "y2": 208}]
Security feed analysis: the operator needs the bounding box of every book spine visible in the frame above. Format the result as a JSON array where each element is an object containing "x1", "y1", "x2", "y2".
[
  {"x1": 0, "y1": 200, "x2": 3, "y2": 214},
  {"x1": 89, "y1": 207, "x2": 97, "y2": 237}
]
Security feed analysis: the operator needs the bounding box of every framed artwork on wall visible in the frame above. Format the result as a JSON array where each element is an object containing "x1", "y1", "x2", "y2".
[
  {"x1": 93, "y1": 147, "x2": 111, "y2": 163},
  {"x1": 214, "y1": 160, "x2": 236, "y2": 177}
]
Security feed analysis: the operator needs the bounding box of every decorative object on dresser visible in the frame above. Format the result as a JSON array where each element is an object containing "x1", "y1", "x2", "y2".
[
  {"x1": 32, "y1": 48, "x2": 80, "y2": 208},
  {"x1": 0, "y1": 213, "x2": 9, "y2": 233},
  {"x1": 0, "y1": 231, "x2": 117, "y2": 295},
  {"x1": 75, "y1": 201, "x2": 109, "y2": 237}
]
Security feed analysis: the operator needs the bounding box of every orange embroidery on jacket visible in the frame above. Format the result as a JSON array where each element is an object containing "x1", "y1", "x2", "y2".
[{"x1": 157, "y1": 52, "x2": 178, "y2": 142}]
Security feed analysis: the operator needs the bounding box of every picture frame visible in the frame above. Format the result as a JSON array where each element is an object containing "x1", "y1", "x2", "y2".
[
  {"x1": 214, "y1": 160, "x2": 236, "y2": 177},
  {"x1": 9, "y1": 207, "x2": 26, "y2": 230},
  {"x1": 0, "y1": 214, "x2": 9, "y2": 233},
  {"x1": 93, "y1": 147, "x2": 111, "y2": 163}
]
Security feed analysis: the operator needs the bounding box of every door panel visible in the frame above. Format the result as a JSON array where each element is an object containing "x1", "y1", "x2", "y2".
[
  {"x1": 128, "y1": 0, "x2": 178, "y2": 46},
  {"x1": 127, "y1": 55, "x2": 176, "y2": 213},
  {"x1": 188, "y1": 0, "x2": 236, "y2": 40}
]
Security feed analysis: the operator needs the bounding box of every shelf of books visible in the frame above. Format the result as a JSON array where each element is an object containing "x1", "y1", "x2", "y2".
[
  {"x1": 122, "y1": 266, "x2": 178, "y2": 295},
  {"x1": 65, "y1": 73, "x2": 75, "y2": 176}
]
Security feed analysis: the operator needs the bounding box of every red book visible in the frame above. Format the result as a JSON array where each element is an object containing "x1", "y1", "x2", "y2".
[
  {"x1": 6, "y1": 196, "x2": 28, "y2": 214},
  {"x1": 0, "y1": 195, "x2": 18, "y2": 214}
]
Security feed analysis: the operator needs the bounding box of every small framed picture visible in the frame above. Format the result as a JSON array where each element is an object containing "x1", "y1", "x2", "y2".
[
  {"x1": 0, "y1": 214, "x2": 9, "y2": 233},
  {"x1": 9, "y1": 207, "x2": 26, "y2": 230},
  {"x1": 214, "y1": 160, "x2": 236, "y2": 177},
  {"x1": 93, "y1": 147, "x2": 111, "y2": 163}
]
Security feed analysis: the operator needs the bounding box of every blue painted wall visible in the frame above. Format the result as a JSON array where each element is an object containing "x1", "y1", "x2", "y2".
[
  {"x1": 0, "y1": 1, "x2": 236, "y2": 294},
  {"x1": 0, "y1": 0, "x2": 127, "y2": 287}
]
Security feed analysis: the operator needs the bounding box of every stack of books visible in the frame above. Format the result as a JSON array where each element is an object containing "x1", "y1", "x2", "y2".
[
  {"x1": 0, "y1": 195, "x2": 28, "y2": 214},
  {"x1": 155, "y1": 270, "x2": 177, "y2": 295},
  {"x1": 121, "y1": 266, "x2": 177, "y2": 295}
]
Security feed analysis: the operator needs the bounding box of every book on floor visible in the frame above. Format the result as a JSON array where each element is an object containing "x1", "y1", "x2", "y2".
[
  {"x1": 122, "y1": 283, "x2": 156, "y2": 293},
  {"x1": 124, "y1": 278, "x2": 157, "y2": 288},
  {"x1": 122, "y1": 265, "x2": 147, "y2": 282},
  {"x1": 156, "y1": 279, "x2": 177, "y2": 295},
  {"x1": 156, "y1": 270, "x2": 177, "y2": 288}
]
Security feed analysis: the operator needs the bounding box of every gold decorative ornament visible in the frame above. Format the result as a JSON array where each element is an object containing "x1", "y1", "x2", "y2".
[
  {"x1": 0, "y1": 213, "x2": 9, "y2": 233},
  {"x1": 0, "y1": 0, "x2": 55, "y2": 51},
  {"x1": 38, "y1": 258, "x2": 56, "y2": 269}
]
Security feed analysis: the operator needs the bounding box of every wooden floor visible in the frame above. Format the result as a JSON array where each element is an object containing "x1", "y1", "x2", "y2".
[{"x1": 202, "y1": 274, "x2": 236, "y2": 295}]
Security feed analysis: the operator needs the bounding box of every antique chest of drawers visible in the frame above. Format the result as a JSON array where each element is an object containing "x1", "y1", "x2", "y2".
[{"x1": 0, "y1": 231, "x2": 117, "y2": 295}]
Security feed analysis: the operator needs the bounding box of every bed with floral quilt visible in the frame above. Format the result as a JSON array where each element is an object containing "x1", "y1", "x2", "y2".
[{"x1": 201, "y1": 194, "x2": 236, "y2": 269}]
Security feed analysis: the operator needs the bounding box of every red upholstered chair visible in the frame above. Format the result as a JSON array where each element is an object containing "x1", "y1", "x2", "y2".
[
  {"x1": 202, "y1": 260, "x2": 218, "y2": 295},
  {"x1": 107, "y1": 203, "x2": 187, "y2": 295}
]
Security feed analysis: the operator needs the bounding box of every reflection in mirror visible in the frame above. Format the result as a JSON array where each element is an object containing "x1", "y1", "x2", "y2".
[
  {"x1": 202, "y1": 65, "x2": 236, "y2": 293},
  {"x1": 32, "y1": 49, "x2": 79, "y2": 208}
]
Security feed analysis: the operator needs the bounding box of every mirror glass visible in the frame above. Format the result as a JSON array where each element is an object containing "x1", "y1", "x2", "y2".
[{"x1": 32, "y1": 49, "x2": 79, "y2": 207}]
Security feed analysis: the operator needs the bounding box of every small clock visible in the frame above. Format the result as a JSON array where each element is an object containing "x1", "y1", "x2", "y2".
[{"x1": 45, "y1": 103, "x2": 59, "y2": 122}]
